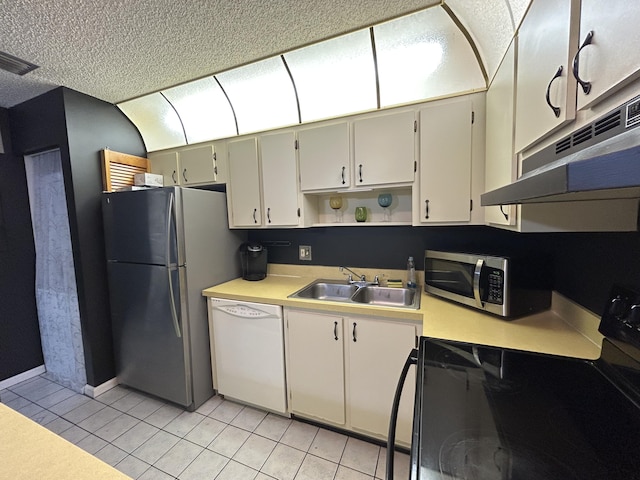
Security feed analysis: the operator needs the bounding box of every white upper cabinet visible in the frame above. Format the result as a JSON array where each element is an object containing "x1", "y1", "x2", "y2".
[
  {"x1": 574, "y1": 1, "x2": 640, "y2": 111},
  {"x1": 298, "y1": 122, "x2": 350, "y2": 191},
  {"x1": 417, "y1": 98, "x2": 473, "y2": 223},
  {"x1": 514, "y1": 0, "x2": 580, "y2": 153},
  {"x1": 227, "y1": 138, "x2": 262, "y2": 227},
  {"x1": 178, "y1": 145, "x2": 222, "y2": 185},
  {"x1": 148, "y1": 151, "x2": 179, "y2": 186},
  {"x1": 260, "y1": 131, "x2": 300, "y2": 227},
  {"x1": 353, "y1": 111, "x2": 416, "y2": 187},
  {"x1": 485, "y1": 40, "x2": 517, "y2": 227}
]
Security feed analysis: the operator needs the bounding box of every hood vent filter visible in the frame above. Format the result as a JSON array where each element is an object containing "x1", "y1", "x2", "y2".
[{"x1": 0, "y1": 51, "x2": 39, "y2": 76}]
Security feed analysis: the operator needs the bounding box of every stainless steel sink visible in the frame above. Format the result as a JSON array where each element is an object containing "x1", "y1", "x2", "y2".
[
  {"x1": 351, "y1": 285, "x2": 418, "y2": 307},
  {"x1": 289, "y1": 279, "x2": 420, "y2": 309},
  {"x1": 291, "y1": 281, "x2": 359, "y2": 302}
]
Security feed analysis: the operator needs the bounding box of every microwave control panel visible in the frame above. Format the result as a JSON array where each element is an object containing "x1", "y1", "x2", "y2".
[{"x1": 486, "y1": 269, "x2": 504, "y2": 305}]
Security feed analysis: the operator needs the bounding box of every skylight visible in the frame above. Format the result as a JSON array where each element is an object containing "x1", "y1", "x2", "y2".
[{"x1": 118, "y1": 4, "x2": 507, "y2": 152}]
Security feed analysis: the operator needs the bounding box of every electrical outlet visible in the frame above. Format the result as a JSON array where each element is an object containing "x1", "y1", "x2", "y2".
[{"x1": 299, "y1": 245, "x2": 312, "y2": 261}]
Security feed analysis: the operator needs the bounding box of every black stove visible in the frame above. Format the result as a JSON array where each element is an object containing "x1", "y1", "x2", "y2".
[{"x1": 408, "y1": 285, "x2": 640, "y2": 480}]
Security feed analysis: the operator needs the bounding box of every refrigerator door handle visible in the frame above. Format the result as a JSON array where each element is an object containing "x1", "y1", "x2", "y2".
[{"x1": 166, "y1": 192, "x2": 182, "y2": 338}]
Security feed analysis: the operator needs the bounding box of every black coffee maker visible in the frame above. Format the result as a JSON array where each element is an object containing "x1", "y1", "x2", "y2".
[{"x1": 239, "y1": 242, "x2": 267, "y2": 281}]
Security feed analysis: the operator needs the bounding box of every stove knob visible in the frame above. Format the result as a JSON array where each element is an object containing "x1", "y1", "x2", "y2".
[
  {"x1": 609, "y1": 296, "x2": 627, "y2": 317},
  {"x1": 628, "y1": 304, "x2": 640, "y2": 326}
]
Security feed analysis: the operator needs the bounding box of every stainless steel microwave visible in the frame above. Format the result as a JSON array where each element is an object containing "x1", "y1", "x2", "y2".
[{"x1": 424, "y1": 250, "x2": 551, "y2": 318}]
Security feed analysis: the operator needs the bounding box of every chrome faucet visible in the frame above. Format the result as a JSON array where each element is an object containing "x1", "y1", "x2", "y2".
[
  {"x1": 339, "y1": 266, "x2": 365, "y2": 283},
  {"x1": 339, "y1": 266, "x2": 380, "y2": 286}
]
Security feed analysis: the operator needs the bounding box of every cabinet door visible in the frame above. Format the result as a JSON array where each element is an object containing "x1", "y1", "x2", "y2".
[
  {"x1": 514, "y1": 0, "x2": 579, "y2": 152},
  {"x1": 228, "y1": 138, "x2": 262, "y2": 227},
  {"x1": 347, "y1": 318, "x2": 416, "y2": 445},
  {"x1": 485, "y1": 41, "x2": 517, "y2": 226},
  {"x1": 260, "y1": 132, "x2": 300, "y2": 226},
  {"x1": 298, "y1": 122, "x2": 350, "y2": 191},
  {"x1": 149, "y1": 151, "x2": 179, "y2": 186},
  {"x1": 179, "y1": 145, "x2": 218, "y2": 185},
  {"x1": 287, "y1": 310, "x2": 345, "y2": 425},
  {"x1": 576, "y1": 1, "x2": 640, "y2": 110},
  {"x1": 354, "y1": 111, "x2": 416, "y2": 186},
  {"x1": 418, "y1": 98, "x2": 472, "y2": 223}
]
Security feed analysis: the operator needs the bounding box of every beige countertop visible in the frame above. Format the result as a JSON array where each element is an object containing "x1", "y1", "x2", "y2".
[
  {"x1": 0, "y1": 403, "x2": 131, "y2": 480},
  {"x1": 203, "y1": 264, "x2": 603, "y2": 360}
]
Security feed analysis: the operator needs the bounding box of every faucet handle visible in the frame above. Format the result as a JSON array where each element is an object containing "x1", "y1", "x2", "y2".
[{"x1": 373, "y1": 275, "x2": 380, "y2": 285}]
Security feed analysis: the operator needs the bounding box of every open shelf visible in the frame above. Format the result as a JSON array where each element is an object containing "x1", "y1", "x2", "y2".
[{"x1": 304, "y1": 187, "x2": 412, "y2": 226}]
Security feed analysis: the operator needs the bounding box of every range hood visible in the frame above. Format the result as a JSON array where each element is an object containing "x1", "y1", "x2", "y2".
[{"x1": 482, "y1": 96, "x2": 640, "y2": 205}]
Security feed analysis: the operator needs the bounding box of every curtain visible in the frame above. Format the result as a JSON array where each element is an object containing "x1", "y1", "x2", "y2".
[{"x1": 24, "y1": 149, "x2": 86, "y2": 392}]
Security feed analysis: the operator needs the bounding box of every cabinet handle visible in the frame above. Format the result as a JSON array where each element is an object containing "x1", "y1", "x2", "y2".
[
  {"x1": 171, "y1": 170, "x2": 177, "y2": 184},
  {"x1": 425, "y1": 199, "x2": 430, "y2": 219},
  {"x1": 358, "y1": 164, "x2": 363, "y2": 183},
  {"x1": 545, "y1": 66, "x2": 564, "y2": 118},
  {"x1": 267, "y1": 207, "x2": 272, "y2": 223},
  {"x1": 253, "y1": 208, "x2": 257, "y2": 224},
  {"x1": 352, "y1": 322, "x2": 357, "y2": 342},
  {"x1": 182, "y1": 168, "x2": 188, "y2": 182},
  {"x1": 500, "y1": 205, "x2": 509, "y2": 221},
  {"x1": 341, "y1": 166, "x2": 346, "y2": 185},
  {"x1": 334, "y1": 321, "x2": 338, "y2": 341},
  {"x1": 572, "y1": 30, "x2": 593, "y2": 95}
]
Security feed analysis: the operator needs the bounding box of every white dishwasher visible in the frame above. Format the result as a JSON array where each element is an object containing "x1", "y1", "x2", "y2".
[{"x1": 209, "y1": 298, "x2": 287, "y2": 414}]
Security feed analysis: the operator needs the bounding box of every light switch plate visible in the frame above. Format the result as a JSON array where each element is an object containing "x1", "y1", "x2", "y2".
[{"x1": 299, "y1": 245, "x2": 312, "y2": 261}]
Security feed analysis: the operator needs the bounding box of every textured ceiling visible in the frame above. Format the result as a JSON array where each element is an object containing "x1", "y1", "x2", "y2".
[{"x1": 0, "y1": 0, "x2": 441, "y2": 108}]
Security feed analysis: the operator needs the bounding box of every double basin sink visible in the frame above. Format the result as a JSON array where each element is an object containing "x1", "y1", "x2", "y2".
[{"x1": 289, "y1": 279, "x2": 420, "y2": 310}]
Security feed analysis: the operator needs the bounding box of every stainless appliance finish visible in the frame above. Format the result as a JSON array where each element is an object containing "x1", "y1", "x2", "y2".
[
  {"x1": 424, "y1": 249, "x2": 551, "y2": 318},
  {"x1": 103, "y1": 187, "x2": 245, "y2": 410},
  {"x1": 482, "y1": 95, "x2": 640, "y2": 205}
]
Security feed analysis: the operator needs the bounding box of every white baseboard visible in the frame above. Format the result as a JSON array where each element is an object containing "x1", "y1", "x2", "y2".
[
  {"x1": 0, "y1": 365, "x2": 46, "y2": 391},
  {"x1": 83, "y1": 378, "x2": 119, "y2": 398}
]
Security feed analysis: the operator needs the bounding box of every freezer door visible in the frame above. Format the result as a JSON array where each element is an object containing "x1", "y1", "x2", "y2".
[
  {"x1": 102, "y1": 187, "x2": 179, "y2": 266},
  {"x1": 108, "y1": 262, "x2": 191, "y2": 407}
]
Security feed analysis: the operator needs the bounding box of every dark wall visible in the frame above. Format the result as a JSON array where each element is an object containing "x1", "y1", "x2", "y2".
[
  {"x1": 250, "y1": 226, "x2": 640, "y2": 315},
  {"x1": 62, "y1": 88, "x2": 146, "y2": 386},
  {"x1": 0, "y1": 107, "x2": 44, "y2": 380},
  {"x1": 8, "y1": 87, "x2": 145, "y2": 386}
]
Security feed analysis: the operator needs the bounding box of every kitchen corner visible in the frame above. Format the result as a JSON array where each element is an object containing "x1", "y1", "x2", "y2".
[{"x1": 202, "y1": 263, "x2": 603, "y2": 360}]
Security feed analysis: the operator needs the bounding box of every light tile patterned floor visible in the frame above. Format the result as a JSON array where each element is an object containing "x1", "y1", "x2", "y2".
[{"x1": 1, "y1": 375, "x2": 410, "y2": 480}]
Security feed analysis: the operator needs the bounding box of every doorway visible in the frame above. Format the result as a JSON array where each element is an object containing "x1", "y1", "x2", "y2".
[{"x1": 24, "y1": 149, "x2": 86, "y2": 391}]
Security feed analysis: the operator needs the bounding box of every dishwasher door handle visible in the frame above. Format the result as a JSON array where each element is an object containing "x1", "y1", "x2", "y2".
[{"x1": 211, "y1": 304, "x2": 278, "y2": 319}]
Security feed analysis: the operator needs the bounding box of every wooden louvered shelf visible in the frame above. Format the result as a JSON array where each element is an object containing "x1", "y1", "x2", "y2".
[{"x1": 100, "y1": 149, "x2": 149, "y2": 192}]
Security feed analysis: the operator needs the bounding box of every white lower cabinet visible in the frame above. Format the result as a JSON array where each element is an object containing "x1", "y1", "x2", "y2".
[
  {"x1": 286, "y1": 310, "x2": 346, "y2": 425},
  {"x1": 346, "y1": 317, "x2": 416, "y2": 445},
  {"x1": 285, "y1": 308, "x2": 418, "y2": 446}
]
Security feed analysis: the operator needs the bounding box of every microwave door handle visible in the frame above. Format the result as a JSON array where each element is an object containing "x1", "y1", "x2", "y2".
[{"x1": 473, "y1": 259, "x2": 484, "y2": 308}]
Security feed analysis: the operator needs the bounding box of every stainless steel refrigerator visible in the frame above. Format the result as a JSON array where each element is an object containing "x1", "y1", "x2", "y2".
[{"x1": 102, "y1": 187, "x2": 245, "y2": 410}]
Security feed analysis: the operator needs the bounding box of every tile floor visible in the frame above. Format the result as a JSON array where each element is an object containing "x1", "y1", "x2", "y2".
[{"x1": 1, "y1": 375, "x2": 410, "y2": 480}]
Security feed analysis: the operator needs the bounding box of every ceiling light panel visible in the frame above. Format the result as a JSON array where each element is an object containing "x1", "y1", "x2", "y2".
[
  {"x1": 284, "y1": 29, "x2": 377, "y2": 122},
  {"x1": 162, "y1": 77, "x2": 237, "y2": 144},
  {"x1": 118, "y1": 93, "x2": 186, "y2": 152},
  {"x1": 445, "y1": 0, "x2": 515, "y2": 82},
  {"x1": 216, "y1": 57, "x2": 298, "y2": 135},
  {"x1": 375, "y1": 7, "x2": 485, "y2": 107}
]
